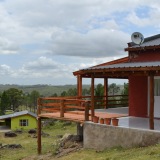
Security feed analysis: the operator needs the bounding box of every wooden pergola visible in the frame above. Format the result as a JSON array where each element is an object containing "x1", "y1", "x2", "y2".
[
  {"x1": 37, "y1": 57, "x2": 160, "y2": 154},
  {"x1": 73, "y1": 58, "x2": 160, "y2": 130}
]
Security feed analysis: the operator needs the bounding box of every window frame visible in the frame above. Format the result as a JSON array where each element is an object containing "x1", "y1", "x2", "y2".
[{"x1": 19, "y1": 119, "x2": 29, "y2": 127}]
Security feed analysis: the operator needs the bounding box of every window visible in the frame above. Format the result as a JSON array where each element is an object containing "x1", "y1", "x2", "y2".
[
  {"x1": 154, "y1": 79, "x2": 160, "y2": 96},
  {"x1": 19, "y1": 119, "x2": 28, "y2": 126}
]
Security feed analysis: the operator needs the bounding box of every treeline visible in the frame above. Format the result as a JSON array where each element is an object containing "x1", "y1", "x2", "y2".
[{"x1": 0, "y1": 83, "x2": 128, "y2": 115}]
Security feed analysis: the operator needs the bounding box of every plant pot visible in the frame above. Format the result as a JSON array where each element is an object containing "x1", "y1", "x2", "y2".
[
  {"x1": 99, "y1": 118, "x2": 104, "y2": 124},
  {"x1": 93, "y1": 116, "x2": 99, "y2": 123},
  {"x1": 112, "y1": 118, "x2": 119, "y2": 126},
  {"x1": 104, "y1": 118, "x2": 111, "y2": 125}
]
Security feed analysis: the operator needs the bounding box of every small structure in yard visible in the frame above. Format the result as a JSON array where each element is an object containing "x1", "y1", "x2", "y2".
[
  {"x1": 0, "y1": 110, "x2": 37, "y2": 130},
  {"x1": 37, "y1": 33, "x2": 160, "y2": 153}
]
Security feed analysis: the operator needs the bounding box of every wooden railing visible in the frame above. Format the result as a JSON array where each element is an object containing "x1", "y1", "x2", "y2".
[
  {"x1": 80, "y1": 95, "x2": 128, "y2": 109},
  {"x1": 37, "y1": 95, "x2": 128, "y2": 121},
  {"x1": 37, "y1": 96, "x2": 91, "y2": 121}
]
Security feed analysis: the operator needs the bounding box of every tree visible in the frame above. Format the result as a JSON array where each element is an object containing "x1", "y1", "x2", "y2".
[
  {"x1": 61, "y1": 91, "x2": 68, "y2": 96},
  {"x1": 95, "y1": 84, "x2": 104, "y2": 97},
  {"x1": 108, "y1": 83, "x2": 120, "y2": 96},
  {"x1": 119, "y1": 83, "x2": 129, "y2": 107},
  {"x1": 67, "y1": 88, "x2": 77, "y2": 96},
  {"x1": 30, "y1": 90, "x2": 40, "y2": 113},
  {"x1": 0, "y1": 91, "x2": 10, "y2": 115},
  {"x1": 121, "y1": 83, "x2": 129, "y2": 95},
  {"x1": 51, "y1": 93, "x2": 58, "y2": 97},
  {"x1": 94, "y1": 84, "x2": 104, "y2": 109},
  {"x1": 5, "y1": 88, "x2": 24, "y2": 111},
  {"x1": 82, "y1": 88, "x2": 90, "y2": 96}
]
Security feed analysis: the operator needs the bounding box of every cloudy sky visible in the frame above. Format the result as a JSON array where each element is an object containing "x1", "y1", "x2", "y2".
[{"x1": 0, "y1": 0, "x2": 160, "y2": 85}]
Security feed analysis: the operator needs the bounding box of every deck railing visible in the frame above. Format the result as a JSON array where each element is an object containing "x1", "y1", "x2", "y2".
[
  {"x1": 37, "y1": 95, "x2": 128, "y2": 121},
  {"x1": 79, "y1": 94, "x2": 128, "y2": 109},
  {"x1": 37, "y1": 96, "x2": 91, "y2": 121}
]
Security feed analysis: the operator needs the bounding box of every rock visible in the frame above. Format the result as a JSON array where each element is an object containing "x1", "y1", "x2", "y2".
[
  {"x1": 56, "y1": 135, "x2": 63, "y2": 139},
  {"x1": 28, "y1": 129, "x2": 36, "y2": 134},
  {"x1": 7, "y1": 144, "x2": 22, "y2": 149},
  {"x1": 15, "y1": 129, "x2": 23, "y2": 134},
  {"x1": 28, "y1": 134, "x2": 37, "y2": 138},
  {"x1": 5, "y1": 131, "x2": 17, "y2": 137}
]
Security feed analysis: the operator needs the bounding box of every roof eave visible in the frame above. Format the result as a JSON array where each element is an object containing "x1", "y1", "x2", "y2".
[
  {"x1": 125, "y1": 45, "x2": 160, "y2": 52},
  {"x1": 73, "y1": 56, "x2": 129, "y2": 76}
]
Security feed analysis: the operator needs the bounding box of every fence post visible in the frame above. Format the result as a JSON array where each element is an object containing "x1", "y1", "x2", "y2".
[
  {"x1": 84, "y1": 102, "x2": 90, "y2": 121},
  {"x1": 60, "y1": 99, "x2": 64, "y2": 117},
  {"x1": 37, "y1": 117, "x2": 41, "y2": 154}
]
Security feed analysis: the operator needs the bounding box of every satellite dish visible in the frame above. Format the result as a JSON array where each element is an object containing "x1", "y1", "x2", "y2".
[{"x1": 131, "y1": 32, "x2": 144, "y2": 45}]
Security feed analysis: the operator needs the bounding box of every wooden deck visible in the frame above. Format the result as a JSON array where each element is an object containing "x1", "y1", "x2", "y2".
[
  {"x1": 37, "y1": 96, "x2": 128, "y2": 154},
  {"x1": 38, "y1": 110, "x2": 127, "y2": 123}
]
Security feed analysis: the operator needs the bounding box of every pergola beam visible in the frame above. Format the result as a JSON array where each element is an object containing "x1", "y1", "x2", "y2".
[
  {"x1": 104, "y1": 78, "x2": 108, "y2": 109},
  {"x1": 77, "y1": 75, "x2": 82, "y2": 97}
]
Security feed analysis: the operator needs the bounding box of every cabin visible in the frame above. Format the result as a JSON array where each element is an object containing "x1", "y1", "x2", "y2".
[
  {"x1": 0, "y1": 110, "x2": 37, "y2": 130},
  {"x1": 37, "y1": 33, "x2": 160, "y2": 153}
]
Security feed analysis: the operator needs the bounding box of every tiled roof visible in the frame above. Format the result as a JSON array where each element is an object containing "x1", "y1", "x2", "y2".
[{"x1": 0, "y1": 110, "x2": 37, "y2": 120}]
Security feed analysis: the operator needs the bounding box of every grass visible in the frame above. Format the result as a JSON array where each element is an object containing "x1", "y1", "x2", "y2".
[
  {"x1": 0, "y1": 120, "x2": 76, "y2": 160},
  {"x1": 58, "y1": 145, "x2": 160, "y2": 160},
  {"x1": 1, "y1": 121, "x2": 160, "y2": 160}
]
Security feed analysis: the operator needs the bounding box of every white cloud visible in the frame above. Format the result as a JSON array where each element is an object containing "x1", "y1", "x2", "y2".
[
  {"x1": 50, "y1": 28, "x2": 129, "y2": 58},
  {"x1": 0, "y1": 0, "x2": 160, "y2": 84}
]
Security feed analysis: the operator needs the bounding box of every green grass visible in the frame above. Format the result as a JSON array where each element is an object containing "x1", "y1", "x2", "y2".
[
  {"x1": 0, "y1": 120, "x2": 76, "y2": 160},
  {"x1": 1, "y1": 121, "x2": 160, "y2": 160},
  {"x1": 59, "y1": 145, "x2": 160, "y2": 160}
]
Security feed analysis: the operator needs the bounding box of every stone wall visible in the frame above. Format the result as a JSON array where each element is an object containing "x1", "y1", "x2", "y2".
[{"x1": 83, "y1": 122, "x2": 160, "y2": 151}]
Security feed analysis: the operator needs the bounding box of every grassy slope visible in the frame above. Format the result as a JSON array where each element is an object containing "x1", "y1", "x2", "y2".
[
  {"x1": 59, "y1": 145, "x2": 160, "y2": 160},
  {"x1": 0, "y1": 121, "x2": 76, "y2": 160},
  {"x1": 0, "y1": 121, "x2": 160, "y2": 160}
]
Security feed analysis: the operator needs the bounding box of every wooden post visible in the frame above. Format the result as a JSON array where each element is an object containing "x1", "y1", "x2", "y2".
[
  {"x1": 37, "y1": 117, "x2": 41, "y2": 154},
  {"x1": 77, "y1": 75, "x2": 82, "y2": 98},
  {"x1": 149, "y1": 75, "x2": 154, "y2": 130},
  {"x1": 60, "y1": 99, "x2": 64, "y2": 117},
  {"x1": 85, "y1": 102, "x2": 89, "y2": 121},
  {"x1": 77, "y1": 123, "x2": 83, "y2": 141},
  {"x1": 104, "y1": 78, "x2": 108, "y2": 109},
  {"x1": 91, "y1": 75, "x2": 95, "y2": 120}
]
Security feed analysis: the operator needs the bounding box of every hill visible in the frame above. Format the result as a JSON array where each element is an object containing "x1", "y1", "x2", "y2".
[{"x1": 0, "y1": 84, "x2": 91, "y2": 96}]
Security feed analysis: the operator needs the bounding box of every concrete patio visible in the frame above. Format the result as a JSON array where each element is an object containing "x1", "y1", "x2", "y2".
[
  {"x1": 84, "y1": 107, "x2": 160, "y2": 150},
  {"x1": 97, "y1": 107, "x2": 160, "y2": 131}
]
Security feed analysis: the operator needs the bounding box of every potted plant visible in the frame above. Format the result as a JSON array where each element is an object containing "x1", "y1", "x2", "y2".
[
  {"x1": 99, "y1": 118, "x2": 104, "y2": 124},
  {"x1": 92, "y1": 116, "x2": 99, "y2": 123},
  {"x1": 104, "y1": 118, "x2": 111, "y2": 125},
  {"x1": 112, "y1": 118, "x2": 119, "y2": 126}
]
